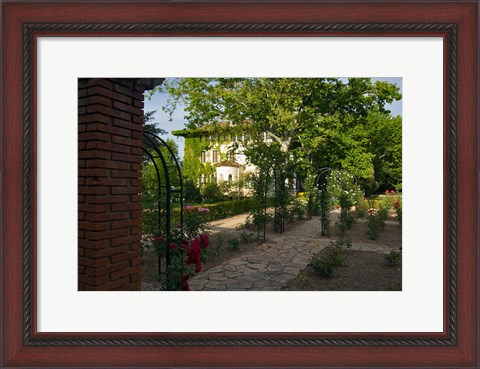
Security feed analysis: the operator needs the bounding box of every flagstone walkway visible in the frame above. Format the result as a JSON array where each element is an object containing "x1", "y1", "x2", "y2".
[{"x1": 189, "y1": 215, "x2": 399, "y2": 291}]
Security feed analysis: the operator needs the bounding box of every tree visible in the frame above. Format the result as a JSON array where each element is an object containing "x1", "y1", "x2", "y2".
[{"x1": 148, "y1": 78, "x2": 402, "y2": 190}]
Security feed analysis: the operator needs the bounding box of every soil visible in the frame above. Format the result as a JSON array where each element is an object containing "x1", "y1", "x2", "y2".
[{"x1": 282, "y1": 250, "x2": 402, "y2": 291}]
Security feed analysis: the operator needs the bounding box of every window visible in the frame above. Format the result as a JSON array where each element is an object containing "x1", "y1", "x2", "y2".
[
  {"x1": 228, "y1": 151, "x2": 236, "y2": 161},
  {"x1": 212, "y1": 150, "x2": 218, "y2": 163},
  {"x1": 228, "y1": 174, "x2": 233, "y2": 184},
  {"x1": 201, "y1": 151, "x2": 206, "y2": 163}
]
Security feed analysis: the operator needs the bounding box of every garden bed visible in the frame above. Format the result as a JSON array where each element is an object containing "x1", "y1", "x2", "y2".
[{"x1": 282, "y1": 249, "x2": 402, "y2": 291}]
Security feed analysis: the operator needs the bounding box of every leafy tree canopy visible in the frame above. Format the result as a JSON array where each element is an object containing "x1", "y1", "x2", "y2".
[{"x1": 148, "y1": 78, "x2": 402, "y2": 189}]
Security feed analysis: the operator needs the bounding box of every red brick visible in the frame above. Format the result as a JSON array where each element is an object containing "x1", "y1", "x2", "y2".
[
  {"x1": 113, "y1": 100, "x2": 143, "y2": 116},
  {"x1": 87, "y1": 104, "x2": 131, "y2": 121},
  {"x1": 79, "y1": 239, "x2": 110, "y2": 250},
  {"x1": 130, "y1": 257, "x2": 142, "y2": 267},
  {"x1": 78, "y1": 160, "x2": 86, "y2": 168},
  {"x1": 111, "y1": 219, "x2": 138, "y2": 230},
  {"x1": 85, "y1": 159, "x2": 130, "y2": 170},
  {"x1": 89, "y1": 212, "x2": 129, "y2": 222},
  {"x1": 111, "y1": 169, "x2": 141, "y2": 179},
  {"x1": 79, "y1": 95, "x2": 112, "y2": 108},
  {"x1": 85, "y1": 227, "x2": 129, "y2": 241},
  {"x1": 130, "y1": 273, "x2": 141, "y2": 282},
  {"x1": 79, "y1": 78, "x2": 114, "y2": 90},
  {"x1": 78, "y1": 88, "x2": 87, "y2": 98},
  {"x1": 130, "y1": 163, "x2": 141, "y2": 171},
  {"x1": 131, "y1": 131, "x2": 143, "y2": 140},
  {"x1": 111, "y1": 152, "x2": 141, "y2": 163},
  {"x1": 131, "y1": 147, "x2": 142, "y2": 155},
  {"x1": 78, "y1": 168, "x2": 109, "y2": 178},
  {"x1": 113, "y1": 83, "x2": 144, "y2": 100},
  {"x1": 133, "y1": 99, "x2": 144, "y2": 108},
  {"x1": 130, "y1": 195, "x2": 141, "y2": 202},
  {"x1": 114, "y1": 281, "x2": 140, "y2": 291},
  {"x1": 87, "y1": 260, "x2": 129, "y2": 277},
  {"x1": 86, "y1": 123, "x2": 131, "y2": 138},
  {"x1": 78, "y1": 132, "x2": 110, "y2": 142},
  {"x1": 85, "y1": 245, "x2": 129, "y2": 259},
  {"x1": 111, "y1": 264, "x2": 141, "y2": 280},
  {"x1": 85, "y1": 177, "x2": 130, "y2": 186},
  {"x1": 78, "y1": 186, "x2": 109, "y2": 195},
  {"x1": 87, "y1": 86, "x2": 132, "y2": 104},
  {"x1": 111, "y1": 250, "x2": 139, "y2": 263},
  {"x1": 130, "y1": 210, "x2": 142, "y2": 219},
  {"x1": 111, "y1": 203, "x2": 141, "y2": 212},
  {"x1": 78, "y1": 256, "x2": 110, "y2": 269},
  {"x1": 78, "y1": 113, "x2": 112, "y2": 125},
  {"x1": 78, "y1": 107, "x2": 87, "y2": 116},
  {"x1": 79, "y1": 150, "x2": 110, "y2": 160},
  {"x1": 79, "y1": 273, "x2": 108, "y2": 286},
  {"x1": 131, "y1": 179, "x2": 141, "y2": 186},
  {"x1": 113, "y1": 118, "x2": 143, "y2": 132},
  {"x1": 130, "y1": 228, "x2": 140, "y2": 235},
  {"x1": 101, "y1": 276, "x2": 130, "y2": 290},
  {"x1": 86, "y1": 141, "x2": 130, "y2": 154},
  {"x1": 131, "y1": 116, "x2": 142, "y2": 125},
  {"x1": 79, "y1": 220, "x2": 109, "y2": 231},
  {"x1": 111, "y1": 135, "x2": 142, "y2": 147},
  {"x1": 111, "y1": 186, "x2": 140, "y2": 195},
  {"x1": 85, "y1": 195, "x2": 129, "y2": 204},
  {"x1": 110, "y1": 234, "x2": 141, "y2": 247},
  {"x1": 78, "y1": 204, "x2": 110, "y2": 213}
]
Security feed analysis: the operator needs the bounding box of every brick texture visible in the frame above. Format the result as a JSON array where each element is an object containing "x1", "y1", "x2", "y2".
[{"x1": 78, "y1": 78, "x2": 146, "y2": 291}]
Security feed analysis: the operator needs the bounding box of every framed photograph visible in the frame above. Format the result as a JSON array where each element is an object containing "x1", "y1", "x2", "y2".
[{"x1": 1, "y1": 1, "x2": 478, "y2": 367}]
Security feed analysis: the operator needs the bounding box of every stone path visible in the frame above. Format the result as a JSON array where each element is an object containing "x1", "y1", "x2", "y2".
[{"x1": 189, "y1": 214, "x2": 399, "y2": 291}]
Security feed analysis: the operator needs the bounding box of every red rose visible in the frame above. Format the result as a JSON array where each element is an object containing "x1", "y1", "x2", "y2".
[
  {"x1": 187, "y1": 238, "x2": 201, "y2": 264},
  {"x1": 199, "y1": 233, "x2": 209, "y2": 248},
  {"x1": 195, "y1": 261, "x2": 202, "y2": 273},
  {"x1": 181, "y1": 275, "x2": 190, "y2": 291},
  {"x1": 168, "y1": 242, "x2": 177, "y2": 250},
  {"x1": 154, "y1": 235, "x2": 164, "y2": 243}
]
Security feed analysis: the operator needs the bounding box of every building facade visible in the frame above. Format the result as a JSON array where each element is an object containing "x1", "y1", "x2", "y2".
[{"x1": 172, "y1": 123, "x2": 257, "y2": 193}]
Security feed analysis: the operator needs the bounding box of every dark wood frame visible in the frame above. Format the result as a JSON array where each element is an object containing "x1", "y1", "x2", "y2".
[{"x1": 1, "y1": 1, "x2": 478, "y2": 367}]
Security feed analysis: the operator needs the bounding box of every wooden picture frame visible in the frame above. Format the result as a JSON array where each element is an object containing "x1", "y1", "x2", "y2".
[{"x1": 1, "y1": 1, "x2": 478, "y2": 367}]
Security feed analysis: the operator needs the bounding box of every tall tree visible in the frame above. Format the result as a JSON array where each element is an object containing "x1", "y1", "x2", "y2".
[{"x1": 149, "y1": 78, "x2": 402, "y2": 190}]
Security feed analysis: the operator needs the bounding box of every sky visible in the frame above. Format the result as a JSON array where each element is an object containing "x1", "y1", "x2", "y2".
[{"x1": 144, "y1": 77, "x2": 403, "y2": 160}]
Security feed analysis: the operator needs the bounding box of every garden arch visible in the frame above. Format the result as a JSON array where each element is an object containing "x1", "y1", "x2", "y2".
[{"x1": 142, "y1": 131, "x2": 184, "y2": 288}]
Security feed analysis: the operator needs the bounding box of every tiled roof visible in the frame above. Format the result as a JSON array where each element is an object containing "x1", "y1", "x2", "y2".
[{"x1": 214, "y1": 160, "x2": 242, "y2": 168}]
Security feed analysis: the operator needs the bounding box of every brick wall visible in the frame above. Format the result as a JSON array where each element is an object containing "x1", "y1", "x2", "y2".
[{"x1": 78, "y1": 78, "x2": 146, "y2": 291}]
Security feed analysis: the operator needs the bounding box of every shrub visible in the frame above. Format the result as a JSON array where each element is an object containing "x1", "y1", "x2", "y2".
[
  {"x1": 355, "y1": 200, "x2": 369, "y2": 218},
  {"x1": 184, "y1": 179, "x2": 202, "y2": 203},
  {"x1": 366, "y1": 208, "x2": 385, "y2": 240},
  {"x1": 228, "y1": 238, "x2": 240, "y2": 251},
  {"x1": 200, "y1": 182, "x2": 225, "y2": 202},
  {"x1": 188, "y1": 198, "x2": 259, "y2": 222},
  {"x1": 384, "y1": 250, "x2": 402, "y2": 267},
  {"x1": 310, "y1": 240, "x2": 350, "y2": 278}
]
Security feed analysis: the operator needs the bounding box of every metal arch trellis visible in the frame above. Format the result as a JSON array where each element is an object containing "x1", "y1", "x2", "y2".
[
  {"x1": 286, "y1": 162, "x2": 332, "y2": 236},
  {"x1": 255, "y1": 161, "x2": 333, "y2": 243},
  {"x1": 142, "y1": 131, "x2": 184, "y2": 290}
]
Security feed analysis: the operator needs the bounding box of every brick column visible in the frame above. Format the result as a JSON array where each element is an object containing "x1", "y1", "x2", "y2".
[{"x1": 78, "y1": 78, "x2": 161, "y2": 291}]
